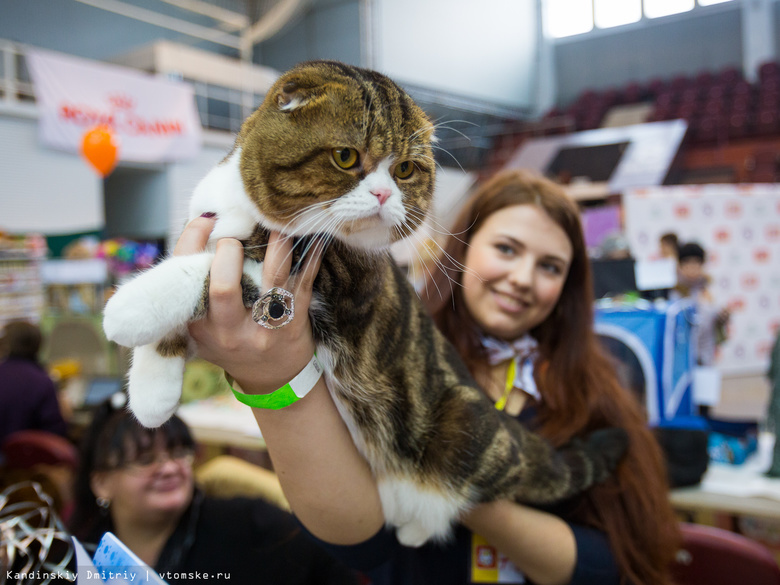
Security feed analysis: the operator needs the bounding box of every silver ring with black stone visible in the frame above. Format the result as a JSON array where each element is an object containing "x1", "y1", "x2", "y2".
[{"x1": 252, "y1": 287, "x2": 295, "y2": 329}]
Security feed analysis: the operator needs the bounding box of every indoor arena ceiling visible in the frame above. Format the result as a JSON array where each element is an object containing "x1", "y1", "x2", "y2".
[{"x1": 69, "y1": 0, "x2": 528, "y2": 170}]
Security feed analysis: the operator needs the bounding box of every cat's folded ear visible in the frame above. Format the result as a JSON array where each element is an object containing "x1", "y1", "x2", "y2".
[
  {"x1": 276, "y1": 80, "x2": 311, "y2": 112},
  {"x1": 273, "y1": 65, "x2": 335, "y2": 113}
]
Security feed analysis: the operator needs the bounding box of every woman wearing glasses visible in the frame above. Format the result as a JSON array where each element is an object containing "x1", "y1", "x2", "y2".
[{"x1": 68, "y1": 395, "x2": 359, "y2": 585}]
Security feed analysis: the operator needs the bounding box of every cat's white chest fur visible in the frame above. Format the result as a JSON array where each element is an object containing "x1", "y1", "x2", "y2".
[{"x1": 189, "y1": 150, "x2": 263, "y2": 246}]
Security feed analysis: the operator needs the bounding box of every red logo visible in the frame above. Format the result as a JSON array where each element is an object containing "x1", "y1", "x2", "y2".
[
  {"x1": 725, "y1": 202, "x2": 742, "y2": 218},
  {"x1": 107, "y1": 93, "x2": 135, "y2": 110},
  {"x1": 758, "y1": 341, "x2": 773, "y2": 358},
  {"x1": 741, "y1": 274, "x2": 760, "y2": 290},
  {"x1": 754, "y1": 248, "x2": 770, "y2": 263},
  {"x1": 714, "y1": 228, "x2": 730, "y2": 242},
  {"x1": 729, "y1": 297, "x2": 746, "y2": 311},
  {"x1": 674, "y1": 205, "x2": 690, "y2": 219},
  {"x1": 477, "y1": 545, "x2": 497, "y2": 569},
  {"x1": 57, "y1": 94, "x2": 184, "y2": 137},
  {"x1": 767, "y1": 225, "x2": 780, "y2": 241}
]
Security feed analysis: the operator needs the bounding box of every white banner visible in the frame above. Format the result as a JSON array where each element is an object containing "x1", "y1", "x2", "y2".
[
  {"x1": 624, "y1": 185, "x2": 780, "y2": 376},
  {"x1": 26, "y1": 48, "x2": 202, "y2": 163}
]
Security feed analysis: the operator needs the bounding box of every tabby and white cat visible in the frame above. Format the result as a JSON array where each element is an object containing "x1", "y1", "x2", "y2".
[{"x1": 103, "y1": 60, "x2": 626, "y2": 547}]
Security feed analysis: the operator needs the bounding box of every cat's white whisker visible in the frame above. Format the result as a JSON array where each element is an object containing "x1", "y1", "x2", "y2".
[
  {"x1": 282, "y1": 200, "x2": 332, "y2": 232},
  {"x1": 402, "y1": 228, "x2": 447, "y2": 301},
  {"x1": 429, "y1": 144, "x2": 465, "y2": 172},
  {"x1": 430, "y1": 120, "x2": 478, "y2": 140},
  {"x1": 283, "y1": 214, "x2": 343, "y2": 274},
  {"x1": 403, "y1": 206, "x2": 454, "y2": 238},
  {"x1": 399, "y1": 212, "x2": 481, "y2": 290},
  {"x1": 292, "y1": 234, "x2": 332, "y2": 297},
  {"x1": 298, "y1": 233, "x2": 332, "y2": 267},
  {"x1": 362, "y1": 96, "x2": 373, "y2": 135}
]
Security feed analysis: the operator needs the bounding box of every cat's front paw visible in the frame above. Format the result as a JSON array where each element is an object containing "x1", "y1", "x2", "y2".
[
  {"x1": 103, "y1": 283, "x2": 163, "y2": 347},
  {"x1": 103, "y1": 253, "x2": 213, "y2": 347}
]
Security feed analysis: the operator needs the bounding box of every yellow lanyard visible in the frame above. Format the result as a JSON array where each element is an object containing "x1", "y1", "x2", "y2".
[{"x1": 494, "y1": 359, "x2": 516, "y2": 411}]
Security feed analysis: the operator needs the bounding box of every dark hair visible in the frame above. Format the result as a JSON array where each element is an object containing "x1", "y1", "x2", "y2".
[
  {"x1": 678, "y1": 241, "x2": 706, "y2": 263},
  {"x1": 420, "y1": 169, "x2": 680, "y2": 585},
  {"x1": 660, "y1": 232, "x2": 679, "y2": 256},
  {"x1": 68, "y1": 396, "x2": 195, "y2": 541},
  {"x1": 2, "y1": 320, "x2": 42, "y2": 361}
]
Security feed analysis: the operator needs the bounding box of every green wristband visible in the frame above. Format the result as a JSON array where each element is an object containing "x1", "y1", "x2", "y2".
[{"x1": 228, "y1": 354, "x2": 323, "y2": 410}]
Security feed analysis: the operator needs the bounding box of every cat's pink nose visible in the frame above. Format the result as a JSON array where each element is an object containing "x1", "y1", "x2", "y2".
[{"x1": 372, "y1": 188, "x2": 391, "y2": 205}]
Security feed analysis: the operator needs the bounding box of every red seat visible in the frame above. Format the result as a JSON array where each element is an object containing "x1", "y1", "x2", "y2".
[
  {"x1": 753, "y1": 109, "x2": 780, "y2": 136},
  {"x1": 728, "y1": 112, "x2": 750, "y2": 139},
  {"x1": 673, "y1": 523, "x2": 780, "y2": 585},
  {"x1": 622, "y1": 82, "x2": 644, "y2": 103},
  {"x1": 759, "y1": 61, "x2": 780, "y2": 84},
  {"x1": 1, "y1": 430, "x2": 78, "y2": 470},
  {"x1": 717, "y1": 67, "x2": 741, "y2": 84}
]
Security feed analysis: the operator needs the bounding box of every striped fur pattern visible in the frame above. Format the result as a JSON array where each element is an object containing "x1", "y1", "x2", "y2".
[{"x1": 103, "y1": 61, "x2": 627, "y2": 546}]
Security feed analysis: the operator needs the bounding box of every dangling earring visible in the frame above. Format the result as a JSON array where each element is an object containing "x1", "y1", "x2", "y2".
[{"x1": 96, "y1": 496, "x2": 111, "y2": 515}]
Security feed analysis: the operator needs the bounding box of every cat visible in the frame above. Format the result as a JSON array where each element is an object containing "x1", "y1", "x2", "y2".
[{"x1": 103, "y1": 60, "x2": 627, "y2": 547}]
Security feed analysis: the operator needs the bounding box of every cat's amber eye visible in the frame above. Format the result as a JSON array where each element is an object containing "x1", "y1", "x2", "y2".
[
  {"x1": 394, "y1": 161, "x2": 414, "y2": 179},
  {"x1": 332, "y1": 147, "x2": 359, "y2": 169}
]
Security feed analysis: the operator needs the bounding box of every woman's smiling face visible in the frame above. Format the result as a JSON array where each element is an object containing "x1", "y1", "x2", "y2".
[{"x1": 461, "y1": 204, "x2": 573, "y2": 341}]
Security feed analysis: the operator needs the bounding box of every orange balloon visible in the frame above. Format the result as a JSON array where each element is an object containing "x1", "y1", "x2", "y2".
[{"x1": 81, "y1": 126, "x2": 119, "y2": 177}]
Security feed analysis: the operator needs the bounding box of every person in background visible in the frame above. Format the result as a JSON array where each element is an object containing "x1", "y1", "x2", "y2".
[
  {"x1": 596, "y1": 232, "x2": 631, "y2": 260},
  {"x1": 175, "y1": 169, "x2": 680, "y2": 585},
  {"x1": 0, "y1": 320, "x2": 67, "y2": 444},
  {"x1": 764, "y1": 329, "x2": 780, "y2": 477},
  {"x1": 68, "y1": 396, "x2": 360, "y2": 585},
  {"x1": 659, "y1": 232, "x2": 679, "y2": 260},
  {"x1": 673, "y1": 242, "x2": 730, "y2": 367}
]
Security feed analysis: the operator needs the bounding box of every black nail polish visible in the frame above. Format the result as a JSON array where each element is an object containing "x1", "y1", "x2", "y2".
[{"x1": 200, "y1": 212, "x2": 217, "y2": 219}]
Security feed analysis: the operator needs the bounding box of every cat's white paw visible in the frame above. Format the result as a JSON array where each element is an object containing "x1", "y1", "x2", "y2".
[
  {"x1": 377, "y1": 476, "x2": 462, "y2": 547},
  {"x1": 103, "y1": 253, "x2": 213, "y2": 347},
  {"x1": 127, "y1": 342, "x2": 186, "y2": 428},
  {"x1": 396, "y1": 521, "x2": 435, "y2": 548},
  {"x1": 103, "y1": 284, "x2": 162, "y2": 347}
]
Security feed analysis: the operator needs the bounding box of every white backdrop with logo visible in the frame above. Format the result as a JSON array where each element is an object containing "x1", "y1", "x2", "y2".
[
  {"x1": 624, "y1": 185, "x2": 780, "y2": 376},
  {"x1": 26, "y1": 48, "x2": 202, "y2": 163}
]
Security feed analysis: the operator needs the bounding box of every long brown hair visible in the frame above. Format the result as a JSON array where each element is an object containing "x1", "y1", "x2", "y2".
[{"x1": 422, "y1": 169, "x2": 680, "y2": 585}]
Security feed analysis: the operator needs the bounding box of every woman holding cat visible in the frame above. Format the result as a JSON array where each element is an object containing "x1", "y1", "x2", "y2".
[{"x1": 178, "y1": 169, "x2": 679, "y2": 585}]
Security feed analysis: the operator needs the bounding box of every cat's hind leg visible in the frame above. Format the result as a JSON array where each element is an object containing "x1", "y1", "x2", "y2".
[
  {"x1": 127, "y1": 332, "x2": 190, "y2": 428},
  {"x1": 103, "y1": 252, "x2": 213, "y2": 348},
  {"x1": 378, "y1": 476, "x2": 466, "y2": 547}
]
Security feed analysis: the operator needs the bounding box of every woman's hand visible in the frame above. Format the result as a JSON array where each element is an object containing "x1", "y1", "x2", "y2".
[
  {"x1": 461, "y1": 500, "x2": 576, "y2": 585},
  {"x1": 173, "y1": 215, "x2": 323, "y2": 393},
  {"x1": 172, "y1": 216, "x2": 384, "y2": 543}
]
